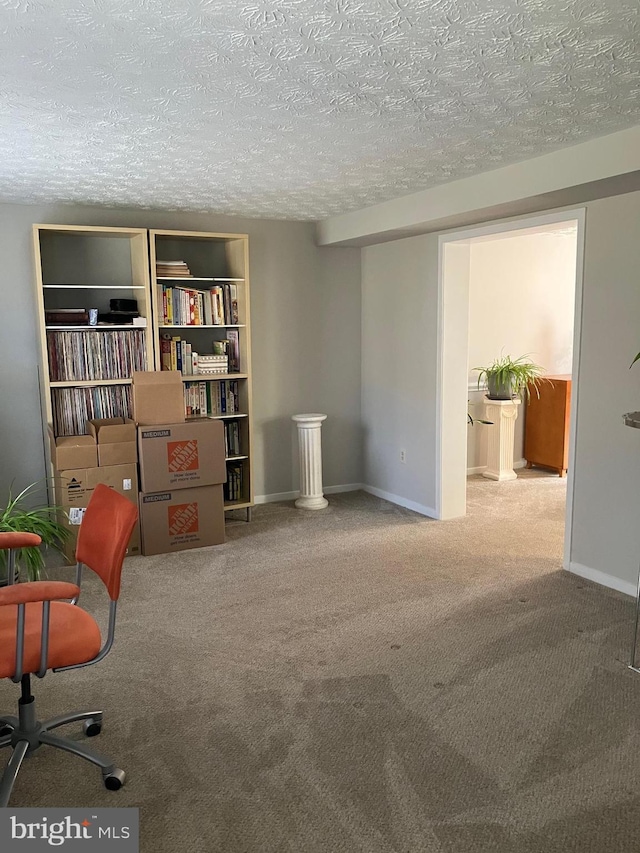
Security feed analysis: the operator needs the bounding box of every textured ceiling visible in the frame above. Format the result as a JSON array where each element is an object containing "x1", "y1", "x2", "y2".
[{"x1": 0, "y1": 0, "x2": 639, "y2": 220}]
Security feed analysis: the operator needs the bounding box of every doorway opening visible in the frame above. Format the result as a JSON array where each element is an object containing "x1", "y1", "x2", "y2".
[{"x1": 436, "y1": 209, "x2": 586, "y2": 569}]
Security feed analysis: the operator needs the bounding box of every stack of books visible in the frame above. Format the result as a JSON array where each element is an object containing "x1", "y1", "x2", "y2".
[
  {"x1": 196, "y1": 354, "x2": 228, "y2": 375},
  {"x1": 45, "y1": 308, "x2": 89, "y2": 326},
  {"x1": 156, "y1": 260, "x2": 192, "y2": 278}
]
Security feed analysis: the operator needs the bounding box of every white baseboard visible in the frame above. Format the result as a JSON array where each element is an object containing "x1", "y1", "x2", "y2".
[
  {"x1": 254, "y1": 490, "x2": 298, "y2": 504},
  {"x1": 566, "y1": 561, "x2": 635, "y2": 598},
  {"x1": 467, "y1": 458, "x2": 527, "y2": 476},
  {"x1": 361, "y1": 485, "x2": 437, "y2": 518},
  {"x1": 325, "y1": 483, "x2": 363, "y2": 495},
  {"x1": 254, "y1": 483, "x2": 362, "y2": 505},
  {"x1": 254, "y1": 484, "x2": 436, "y2": 518}
]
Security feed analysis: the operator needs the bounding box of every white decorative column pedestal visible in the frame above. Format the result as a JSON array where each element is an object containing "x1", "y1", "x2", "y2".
[
  {"x1": 482, "y1": 398, "x2": 521, "y2": 481},
  {"x1": 292, "y1": 414, "x2": 328, "y2": 509}
]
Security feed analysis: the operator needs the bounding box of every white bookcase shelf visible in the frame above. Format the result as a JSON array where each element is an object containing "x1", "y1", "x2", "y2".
[
  {"x1": 43, "y1": 285, "x2": 147, "y2": 290},
  {"x1": 156, "y1": 277, "x2": 245, "y2": 282},
  {"x1": 33, "y1": 224, "x2": 153, "y2": 440},
  {"x1": 150, "y1": 229, "x2": 254, "y2": 513}
]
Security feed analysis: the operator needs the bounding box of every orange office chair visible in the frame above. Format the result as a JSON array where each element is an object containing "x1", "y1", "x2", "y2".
[{"x1": 0, "y1": 484, "x2": 138, "y2": 807}]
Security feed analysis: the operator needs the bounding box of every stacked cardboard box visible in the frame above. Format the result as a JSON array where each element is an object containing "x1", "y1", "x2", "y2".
[
  {"x1": 50, "y1": 425, "x2": 141, "y2": 563},
  {"x1": 133, "y1": 371, "x2": 226, "y2": 556},
  {"x1": 87, "y1": 417, "x2": 137, "y2": 466}
]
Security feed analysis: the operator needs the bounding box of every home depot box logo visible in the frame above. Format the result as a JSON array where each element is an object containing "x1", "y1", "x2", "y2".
[
  {"x1": 168, "y1": 502, "x2": 199, "y2": 537},
  {"x1": 167, "y1": 440, "x2": 199, "y2": 473}
]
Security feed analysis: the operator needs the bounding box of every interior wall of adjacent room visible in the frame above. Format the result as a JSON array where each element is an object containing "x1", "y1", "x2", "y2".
[
  {"x1": 467, "y1": 229, "x2": 577, "y2": 471},
  {"x1": 360, "y1": 189, "x2": 640, "y2": 593},
  {"x1": 0, "y1": 202, "x2": 362, "y2": 502}
]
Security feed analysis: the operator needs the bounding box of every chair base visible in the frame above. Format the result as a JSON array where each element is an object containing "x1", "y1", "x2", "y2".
[{"x1": 0, "y1": 692, "x2": 125, "y2": 807}]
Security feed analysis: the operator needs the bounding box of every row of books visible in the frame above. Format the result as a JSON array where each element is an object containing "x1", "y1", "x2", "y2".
[
  {"x1": 161, "y1": 333, "x2": 240, "y2": 374},
  {"x1": 223, "y1": 421, "x2": 241, "y2": 457},
  {"x1": 52, "y1": 385, "x2": 131, "y2": 437},
  {"x1": 47, "y1": 330, "x2": 147, "y2": 382},
  {"x1": 183, "y1": 380, "x2": 241, "y2": 417},
  {"x1": 157, "y1": 283, "x2": 238, "y2": 326},
  {"x1": 224, "y1": 462, "x2": 244, "y2": 503}
]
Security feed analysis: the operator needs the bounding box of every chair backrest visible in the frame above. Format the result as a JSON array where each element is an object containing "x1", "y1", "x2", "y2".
[{"x1": 76, "y1": 484, "x2": 138, "y2": 601}]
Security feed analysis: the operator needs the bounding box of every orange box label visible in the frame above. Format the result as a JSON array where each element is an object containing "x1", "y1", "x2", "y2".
[
  {"x1": 168, "y1": 502, "x2": 199, "y2": 536},
  {"x1": 167, "y1": 439, "x2": 199, "y2": 473}
]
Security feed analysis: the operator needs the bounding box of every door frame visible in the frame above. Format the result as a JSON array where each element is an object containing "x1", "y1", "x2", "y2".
[{"x1": 435, "y1": 207, "x2": 586, "y2": 569}]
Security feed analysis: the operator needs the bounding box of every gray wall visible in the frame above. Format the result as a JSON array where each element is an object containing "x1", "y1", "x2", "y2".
[
  {"x1": 0, "y1": 202, "x2": 361, "y2": 501},
  {"x1": 361, "y1": 234, "x2": 439, "y2": 513},
  {"x1": 571, "y1": 191, "x2": 640, "y2": 587}
]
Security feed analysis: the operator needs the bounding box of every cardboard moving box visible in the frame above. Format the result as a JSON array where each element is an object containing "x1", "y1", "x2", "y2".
[
  {"x1": 87, "y1": 417, "x2": 136, "y2": 444},
  {"x1": 97, "y1": 442, "x2": 137, "y2": 467},
  {"x1": 139, "y1": 484, "x2": 225, "y2": 556},
  {"x1": 87, "y1": 417, "x2": 137, "y2": 466},
  {"x1": 138, "y1": 419, "x2": 226, "y2": 493},
  {"x1": 55, "y1": 463, "x2": 140, "y2": 562},
  {"x1": 132, "y1": 371, "x2": 184, "y2": 425},
  {"x1": 49, "y1": 431, "x2": 97, "y2": 470}
]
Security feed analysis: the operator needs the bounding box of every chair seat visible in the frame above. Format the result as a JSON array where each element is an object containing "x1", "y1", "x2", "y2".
[{"x1": 0, "y1": 602, "x2": 101, "y2": 678}]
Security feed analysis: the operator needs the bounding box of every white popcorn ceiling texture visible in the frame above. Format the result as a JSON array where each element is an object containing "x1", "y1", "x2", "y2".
[{"x1": 0, "y1": 0, "x2": 639, "y2": 220}]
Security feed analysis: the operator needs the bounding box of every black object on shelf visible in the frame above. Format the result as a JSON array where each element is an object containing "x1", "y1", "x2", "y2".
[
  {"x1": 98, "y1": 313, "x2": 140, "y2": 325},
  {"x1": 110, "y1": 298, "x2": 138, "y2": 312}
]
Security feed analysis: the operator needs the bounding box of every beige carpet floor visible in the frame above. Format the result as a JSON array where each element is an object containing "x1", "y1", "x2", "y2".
[{"x1": 2, "y1": 471, "x2": 639, "y2": 852}]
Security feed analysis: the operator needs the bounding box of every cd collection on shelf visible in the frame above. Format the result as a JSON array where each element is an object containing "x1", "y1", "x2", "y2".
[
  {"x1": 47, "y1": 329, "x2": 147, "y2": 382},
  {"x1": 52, "y1": 384, "x2": 133, "y2": 436}
]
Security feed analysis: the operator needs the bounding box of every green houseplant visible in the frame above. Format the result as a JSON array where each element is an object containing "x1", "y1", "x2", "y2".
[
  {"x1": 0, "y1": 482, "x2": 70, "y2": 584},
  {"x1": 474, "y1": 354, "x2": 545, "y2": 402}
]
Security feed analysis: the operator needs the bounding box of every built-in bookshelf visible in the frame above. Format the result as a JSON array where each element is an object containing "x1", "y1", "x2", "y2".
[
  {"x1": 149, "y1": 229, "x2": 254, "y2": 515},
  {"x1": 33, "y1": 225, "x2": 153, "y2": 442}
]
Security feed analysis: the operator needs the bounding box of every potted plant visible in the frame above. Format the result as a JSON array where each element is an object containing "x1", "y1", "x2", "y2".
[
  {"x1": 474, "y1": 354, "x2": 545, "y2": 401},
  {"x1": 468, "y1": 411, "x2": 492, "y2": 426},
  {"x1": 0, "y1": 482, "x2": 70, "y2": 585}
]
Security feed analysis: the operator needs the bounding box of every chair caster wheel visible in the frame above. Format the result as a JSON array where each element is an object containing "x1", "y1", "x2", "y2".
[
  {"x1": 104, "y1": 768, "x2": 126, "y2": 791},
  {"x1": 0, "y1": 725, "x2": 12, "y2": 738},
  {"x1": 83, "y1": 718, "x2": 102, "y2": 737}
]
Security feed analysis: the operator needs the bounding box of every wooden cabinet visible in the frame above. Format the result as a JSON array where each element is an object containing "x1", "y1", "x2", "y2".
[{"x1": 524, "y1": 375, "x2": 571, "y2": 477}]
